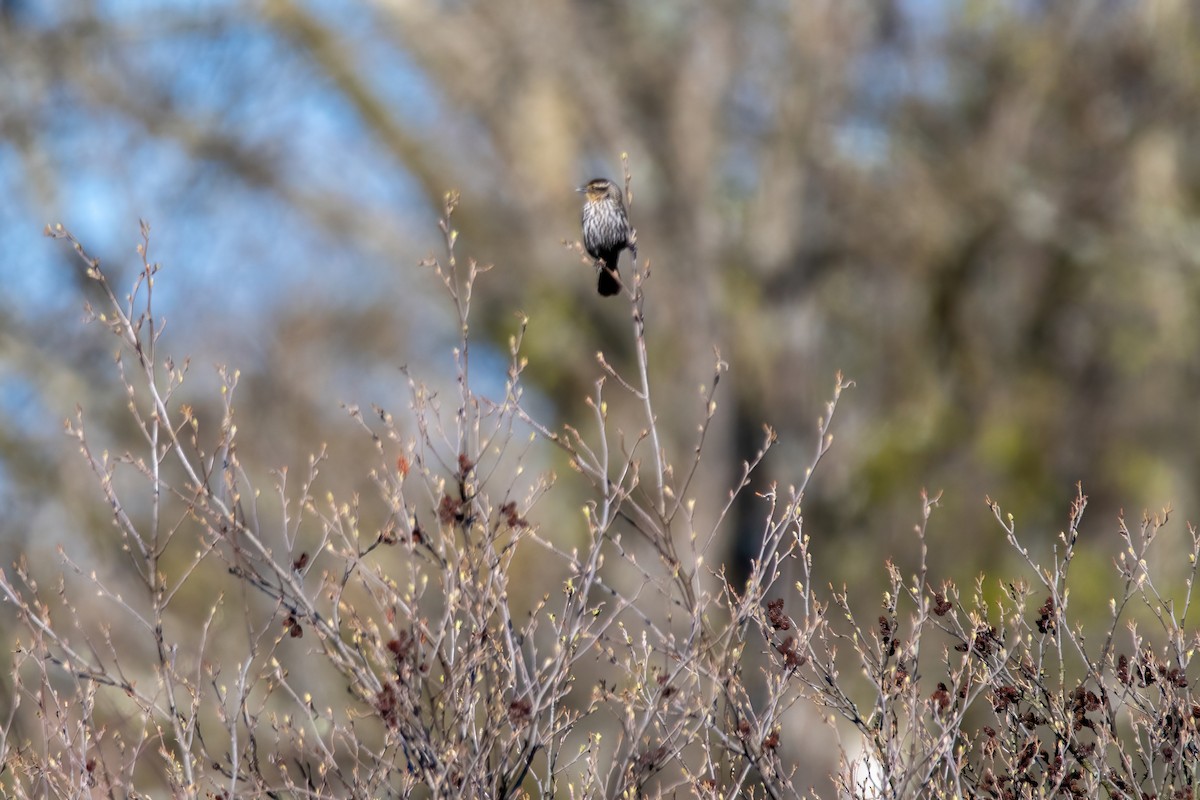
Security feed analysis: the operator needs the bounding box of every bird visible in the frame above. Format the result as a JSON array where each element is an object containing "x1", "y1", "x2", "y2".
[{"x1": 579, "y1": 178, "x2": 635, "y2": 297}]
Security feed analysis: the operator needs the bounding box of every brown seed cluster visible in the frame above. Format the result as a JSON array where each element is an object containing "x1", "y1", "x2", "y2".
[
  {"x1": 956, "y1": 624, "x2": 1001, "y2": 658},
  {"x1": 878, "y1": 615, "x2": 898, "y2": 657},
  {"x1": 507, "y1": 698, "x2": 531, "y2": 726},
  {"x1": 1035, "y1": 595, "x2": 1056, "y2": 634},
  {"x1": 775, "y1": 635, "x2": 806, "y2": 669},
  {"x1": 766, "y1": 598, "x2": 790, "y2": 631},
  {"x1": 932, "y1": 591, "x2": 953, "y2": 616}
]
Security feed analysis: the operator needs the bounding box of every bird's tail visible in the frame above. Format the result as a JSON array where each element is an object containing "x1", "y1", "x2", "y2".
[{"x1": 597, "y1": 261, "x2": 621, "y2": 296}]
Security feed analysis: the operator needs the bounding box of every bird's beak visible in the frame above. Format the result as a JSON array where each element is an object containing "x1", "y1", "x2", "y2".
[{"x1": 575, "y1": 185, "x2": 586, "y2": 193}]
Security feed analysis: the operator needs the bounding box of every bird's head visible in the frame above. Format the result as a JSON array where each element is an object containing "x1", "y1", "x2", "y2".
[{"x1": 578, "y1": 178, "x2": 619, "y2": 203}]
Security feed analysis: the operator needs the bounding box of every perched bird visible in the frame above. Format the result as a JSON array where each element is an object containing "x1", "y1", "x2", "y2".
[{"x1": 579, "y1": 178, "x2": 635, "y2": 296}]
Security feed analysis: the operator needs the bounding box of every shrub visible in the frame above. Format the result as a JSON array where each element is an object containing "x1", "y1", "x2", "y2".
[{"x1": 2, "y1": 190, "x2": 1198, "y2": 798}]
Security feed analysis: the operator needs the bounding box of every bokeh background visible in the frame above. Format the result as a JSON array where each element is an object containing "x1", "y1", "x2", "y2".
[{"x1": 4, "y1": 0, "x2": 1200, "y2": 790}]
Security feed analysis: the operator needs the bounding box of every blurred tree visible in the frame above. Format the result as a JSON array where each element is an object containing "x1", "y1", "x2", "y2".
[
  {"x1": 6, "y1": 0, "x2": 1200, "y2": 618},
  {"x1": 5, "y1": 0, "x2": 1200, "y2": 789}
]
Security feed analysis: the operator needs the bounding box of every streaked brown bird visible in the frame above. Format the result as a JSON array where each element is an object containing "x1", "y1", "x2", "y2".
[{"x1": 579, "y1": 178, "x2": 635, "y2": 296}]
